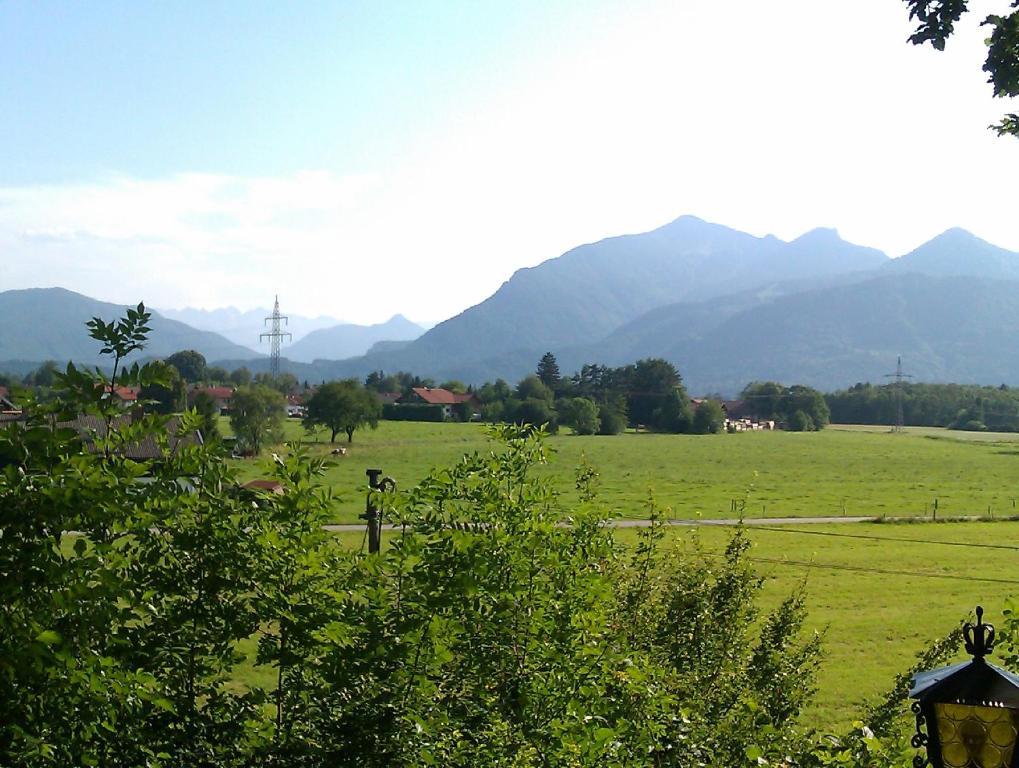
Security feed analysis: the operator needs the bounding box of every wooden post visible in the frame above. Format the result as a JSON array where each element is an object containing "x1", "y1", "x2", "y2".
[{"x1": 362, "y1": 469, "x2": 396, "y2": 554}]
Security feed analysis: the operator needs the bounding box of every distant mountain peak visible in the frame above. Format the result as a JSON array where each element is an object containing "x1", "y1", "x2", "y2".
[
  {"x1": 793, "y1": 226, "x2": 842, "y2": 243},
  {"x1": 664, "y1": 214, "x2": 708, "y2": 227},
  {"x1": 919, "y1": 227, "x2": 985, "y2": 247},
  {"x1": 888, "y1": 227, "x2": 1019, "y2": 280}
]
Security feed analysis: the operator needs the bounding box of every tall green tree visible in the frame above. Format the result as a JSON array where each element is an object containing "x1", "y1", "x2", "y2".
[
  {"x1": 626, "y1": 358, "x2": 685, "y2": 428},
  {"x1": 692, "y1": 399, "x2": 726, "y2": 434},
  {"x1": 230, "y1": 384, "x2": 285, "y2": 454},
  {"x1": 191, "y1": 389, "x2": 221, "y2": 441},
  {"x1": 558, "y1": 396, "x2": 599, "y2": 435},
  {"x1": 303, "y1": 379, "x2": 381, "y2": 443},
  {"x1": 24, "y1": 360, "x2": 59, "y2": 387},
  {"x1": 515, "y1": 375, "x2": 553, "y2": 403},
  {"x1": 140, "y1": 359, "x2": 186, "y2": 414},
  {"x1": 229, "y1": 366, "x2": 252, "y2": 386},
  {"x1": 165, "y1": 350, "x2": 208, "y2": 382},
  {"x1": 536, "y1": 351, "x2": 561, "y2": 390},
  {"x1": 651, "y1": 388, "x2": 693, "y2": 433}
]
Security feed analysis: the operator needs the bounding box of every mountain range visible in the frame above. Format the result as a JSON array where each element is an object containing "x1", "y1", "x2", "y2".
[
  {"x1": 292, "y1": 217, "x2": 1019, "y2": 393},
  {"x1": 157, "y1": 305, "x2": 344, "y2": 349},
  {"x1": 284, "y1": 315, "x2": 424, "y2": 363},
  {"x1": 5, "y1": 216, "x2": 1019, "y2": 394},
  {"x1": 0, "y1": 288, "x2": 258, "y2": 372}
]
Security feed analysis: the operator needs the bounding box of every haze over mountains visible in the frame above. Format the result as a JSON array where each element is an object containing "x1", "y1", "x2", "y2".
[
  {"x1": 5, "y1": 216, "x2": 1019, "y2": 394},
  {"x1": 285, "y1": 315, "x2": 424, "y2": 363},
  {"x1": 157, "y1": 306, "x2": 344, "y2": 349}
]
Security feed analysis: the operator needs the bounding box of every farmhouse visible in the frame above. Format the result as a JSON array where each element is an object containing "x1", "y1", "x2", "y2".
[
  {"x1": 402, "y1": 387, "x2": 480, "y2": 420},
  {"x1": 286, "y1": 392, "x2": 306, "y2": 418},
  {"x1": 190, "y1": 385, "x2": 235, "y2": 414},
  {"x1": 106, "y1": 384, "x2": 140, "y2": 403},
  {"x1": 377, "y1": 392, "x2": 402, "y2": 406}
]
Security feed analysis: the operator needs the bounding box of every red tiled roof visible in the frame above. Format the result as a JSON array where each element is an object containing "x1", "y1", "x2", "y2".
[
  {"x1": 109, "y1": 385, "x2": 140, "y2": 402},
  {"x1": 410, "y1": 387, "x2": 459, "y2": 405},
  {"x1": 97, "y1": 384, "x2": 140, "y2": 401}
]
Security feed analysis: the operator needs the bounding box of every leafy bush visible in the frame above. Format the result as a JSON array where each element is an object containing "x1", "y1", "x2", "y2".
[
  {"x1": 598, "y1": 404, "x2": 627, "y2": 435},
  {"x1": 382, "y1": 403, "x2": 445, "y2": 422}
]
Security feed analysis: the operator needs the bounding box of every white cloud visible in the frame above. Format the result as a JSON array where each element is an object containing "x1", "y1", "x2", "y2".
[{"x1": 2, "y1": 0, "x2": 1018, "y2": 322}]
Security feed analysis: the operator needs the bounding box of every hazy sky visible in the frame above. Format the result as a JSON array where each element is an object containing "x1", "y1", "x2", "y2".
[{"x1": 2, "y1": 1, "x2": 1018, "y2": 324}]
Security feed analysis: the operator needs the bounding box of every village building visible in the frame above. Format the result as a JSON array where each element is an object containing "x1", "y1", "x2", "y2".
[
  {"x1": 106, "y1": 385, "x2": 140, "y2": 403},
  {"x1": 286, "y1": 392, "x2": 306, "y2": 418},
  {"x1": 400, "y1": 387, "x2": 481, "y2": 421},
  {"x1": 189, "y1": 385, "x2": 235, "y2": 414},
  {"x1": 59, "y1": 413, "x2": 204, "y2": 462}
]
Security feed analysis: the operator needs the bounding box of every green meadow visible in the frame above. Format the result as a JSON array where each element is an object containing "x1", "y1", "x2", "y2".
[
  {"x1": 222, "y1": 418, "x2": 1019, "y2": 730},
  {"x1": 228, "y1": 418, "x2": 1019, "y2": 524},
  {"x1": 227, "y1": 520, "x2": 1019, "y2": 732},
  {"x1": 625, "y1": 521, "x2": 1019, "y2": 730}
]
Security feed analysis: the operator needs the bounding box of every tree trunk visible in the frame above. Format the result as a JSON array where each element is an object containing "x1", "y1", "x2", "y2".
[
  {"x1": 346, "y1": 427, "x2": 354, "y2": 443},
  {"x1": 330, "y1": 428, "x2": 338, "y2": 443}
]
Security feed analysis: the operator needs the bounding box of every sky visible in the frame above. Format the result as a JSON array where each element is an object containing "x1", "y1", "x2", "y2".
[{"x1": 2, "y1": 0, "x2": 1018, "y2": 324}]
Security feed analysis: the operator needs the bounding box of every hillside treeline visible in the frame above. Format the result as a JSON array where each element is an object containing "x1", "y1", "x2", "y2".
[{"x1": 826, "y1": 382, "x2": 1019, "y2": 431}]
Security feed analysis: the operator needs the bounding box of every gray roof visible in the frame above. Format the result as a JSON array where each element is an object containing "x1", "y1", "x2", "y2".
[
  {"x1": 911, "y1": 659, "x2": 1019, "y2": 707},
  {"x1": 59, "y1": 413, "x2": 203, "y2": 461}
]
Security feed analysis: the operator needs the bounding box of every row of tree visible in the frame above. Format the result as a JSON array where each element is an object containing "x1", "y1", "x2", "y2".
[
  {"x1": 826, "y1": 382, "x2": 1019, "y2": 432},
  {"x1": 740, "y1": 381, "x2": 830, "y2": 432},
  {"x1": 10, "y1": 352, "x2": 302, "y2": 394},
  {"x1": 469, "y1": 355, "x2": 728, "y2": 435}
]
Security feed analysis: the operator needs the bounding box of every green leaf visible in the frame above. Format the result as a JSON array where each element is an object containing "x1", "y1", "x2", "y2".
[{"x1": 35, "y1": 630, "x2": 62, "y2": 646}]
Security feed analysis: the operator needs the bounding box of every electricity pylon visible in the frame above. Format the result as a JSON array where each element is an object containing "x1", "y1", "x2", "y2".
[
  {"x1": 260, "y1": 295, "x2": 292, "y2": 381},
  {"x1": 884, "y1": 356, "x2": 913, "y2": 433}
]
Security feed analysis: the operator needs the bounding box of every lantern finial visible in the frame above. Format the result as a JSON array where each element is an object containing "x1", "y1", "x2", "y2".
[{"x1": 963, "y1": 605, "x2": 995, "y2": 661}]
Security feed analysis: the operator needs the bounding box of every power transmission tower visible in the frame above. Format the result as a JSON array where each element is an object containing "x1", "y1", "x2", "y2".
[
  {"x1": 884, "y1": 355, "x2": 913, "y2": 433},
  {"x1": 260, "y1": 295, "x2": 292, "y2": 381}
]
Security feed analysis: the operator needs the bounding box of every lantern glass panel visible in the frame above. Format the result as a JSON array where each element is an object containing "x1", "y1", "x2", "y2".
[{"x1": 934, "y1": 703, "x2": 1019, "y2": 768}]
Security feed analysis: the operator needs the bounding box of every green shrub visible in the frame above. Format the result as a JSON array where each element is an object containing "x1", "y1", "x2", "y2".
[{"x1": 382, "y1": 403, "x2": 445, "y2": 422}]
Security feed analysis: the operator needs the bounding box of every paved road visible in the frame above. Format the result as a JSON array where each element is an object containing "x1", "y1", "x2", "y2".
[{"x1": 323, "y1": 515, "x2": 878, "y2": 533}]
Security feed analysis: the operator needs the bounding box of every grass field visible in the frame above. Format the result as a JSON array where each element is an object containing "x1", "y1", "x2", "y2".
[
  {"x1": 227, "y1": 418, "x2": 1019, "y2": 524},
  {"x1": 630, "y1": 521, "x2": 1019, "y2": 730},
  {"x1": 225, "y1": 521, "x2": 1019, "y2": 732},
  {"x1": 223, "y1": 419, "x2": 1019, "y2": 730}
]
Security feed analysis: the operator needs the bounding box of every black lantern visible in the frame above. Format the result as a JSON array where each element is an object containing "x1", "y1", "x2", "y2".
[{"x1": 910, "y1": 607, "x2": 1019, "y2": 768}]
